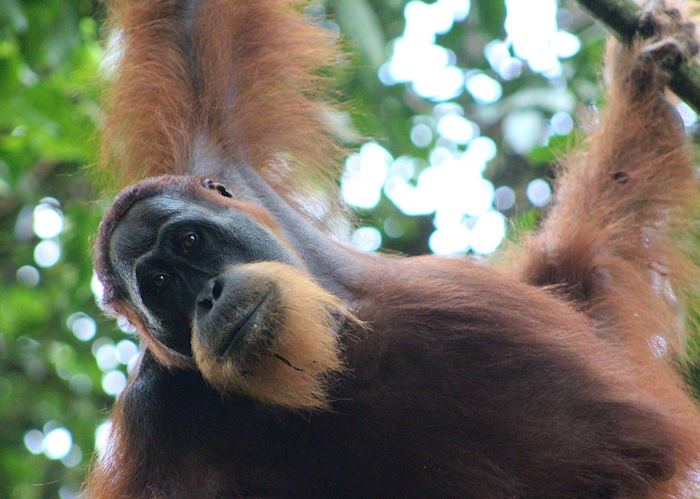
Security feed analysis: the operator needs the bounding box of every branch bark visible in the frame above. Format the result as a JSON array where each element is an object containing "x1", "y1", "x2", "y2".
[{"x1": 576, "y1": 0, "x2": 700, "y2": 112}]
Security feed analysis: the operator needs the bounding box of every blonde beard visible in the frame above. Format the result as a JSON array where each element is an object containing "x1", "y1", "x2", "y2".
[{"x1": 192, "y1": 261, "x2": 351, "y2": 410}]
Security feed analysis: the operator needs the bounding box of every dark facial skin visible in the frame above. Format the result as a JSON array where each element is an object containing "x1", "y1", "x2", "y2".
[{"x1": 109, "y1": 193, "x2": 296, "y2": 355}]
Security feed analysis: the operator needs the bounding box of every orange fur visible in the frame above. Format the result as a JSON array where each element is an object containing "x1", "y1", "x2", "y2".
[
  {"x1": 102, "y1": 0, "x2": 342, "y2": 198},
  {"x1": 514, "y1": 36, "x2": 700, "y2": 497}
]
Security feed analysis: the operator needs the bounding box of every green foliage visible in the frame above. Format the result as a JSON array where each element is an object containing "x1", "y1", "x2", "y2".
[{"x1": 0, "y1": 1, "x2": 125, "y2": 497}]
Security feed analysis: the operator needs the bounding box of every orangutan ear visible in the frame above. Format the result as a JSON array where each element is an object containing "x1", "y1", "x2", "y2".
[{"x1": 202, "y1": 178, "x2": 234, "y2": 198}]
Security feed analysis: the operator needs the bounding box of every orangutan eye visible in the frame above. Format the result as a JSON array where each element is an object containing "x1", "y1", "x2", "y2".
[
  {"x1": 179, "y1": 231, "x2": 199, "y2": 254},
  {"x1": 152, "y1": 273, "x2": 169, "y2": 290}
]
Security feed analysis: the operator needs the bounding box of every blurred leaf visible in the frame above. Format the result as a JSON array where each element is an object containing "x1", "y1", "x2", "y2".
[{"x1": 335, "y1": 0, "x2": 387, "y2": 71}]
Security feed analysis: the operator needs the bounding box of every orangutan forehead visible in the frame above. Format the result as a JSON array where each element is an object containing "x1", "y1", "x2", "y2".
[
  {"x1": 107, "y1": 191, "x2": 288, "y2": 274},
  {"x1": 111, "y1": 195, "x2": 184, "y2": 265},
  {"x1": 109, "y1": 193, "x2": 221, "y2": 271}
]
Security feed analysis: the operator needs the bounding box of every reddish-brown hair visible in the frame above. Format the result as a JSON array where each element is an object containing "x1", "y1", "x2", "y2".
[{"x1": 101, "y1": 0, "x2": 342, "y2": 196}]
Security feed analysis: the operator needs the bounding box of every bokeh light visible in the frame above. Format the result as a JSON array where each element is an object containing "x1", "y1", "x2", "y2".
[
  {"x1": 361, "y1": 0, "x2": 581, "y2": 256},
  {"x1": 504, "y1": 111, "x2": 546, "y2": 154},
  {"x1": 410, "y1": 123, "x2": 434, "y2": 148},
  {"x1": 33, "y1": 202, "x2": 64, "y2": 239},
  {"x1": 505, "y1": 0, "x2": 562, "y2": 77},
  {"x1": 95, "y1": 343, "x2": 119, "y2": 371},
  {"x1": 677, "y1": 102, "x2": 698, "y2": 128},
  {"x1": 116, "y1": 339, "x2": 139, "y2": 365},
  {"x1": 23, "y1": 430, "x2": 44, "y2": 455},
  {"x1": 526, "y1": 178, "x2": 552, "y2": 207},
  {"x1": 551, "y1": 111, "x2": 574, "y2": 136},
  {"x1": 61, "y1": 445, "x2": 83, "y2": 468},
  {"x1": 43, "y1": 427, "x2": 72, "y2": 460},
  {"x1": 351, "y1": 227, "x2": 383, "y2": 252},
  {"x1": 494, "y1": 186, "x2": 516, "y2": 211},
  {"x1": 465, "y1": 72, "x2": 503, "y2": 104},
  {"x1": 94, "y1": 420, "x2": 112, "y2": 457},
  {"x1": 16, "y1": 265, "x2": 40, "y2": 287},
  {"x1": 102, "y1": 370, "x2": 127, "y2": 397},
  {"x1": 68, "y1": 313, "x2": 97, "y2": 342},
  {"x1": 341, "y1": 142, "x2": 392, "y2": 210},
  {"x1": 470, "y1": 211, "x2": 507, "y2": 254},
  {"x1": 429, "y1": 224, "x2": 470, "y2": 255},
  {"x1": 437, "y1": 114, "x2": 478, "y2": 144},
  {"x1": 91, "y1": 273, "x2": 105, "y2": 301},
  {"x1": 380, "y1": 0, "x2": 472, "y2": 101},
  {"x1": 34, "y1": 240, "x2": 61, "y2": 268}
]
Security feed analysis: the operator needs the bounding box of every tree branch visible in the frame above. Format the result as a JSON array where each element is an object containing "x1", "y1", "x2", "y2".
[{"x1": 576, "y1": 0, "x2": 700, "y2": 112}]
